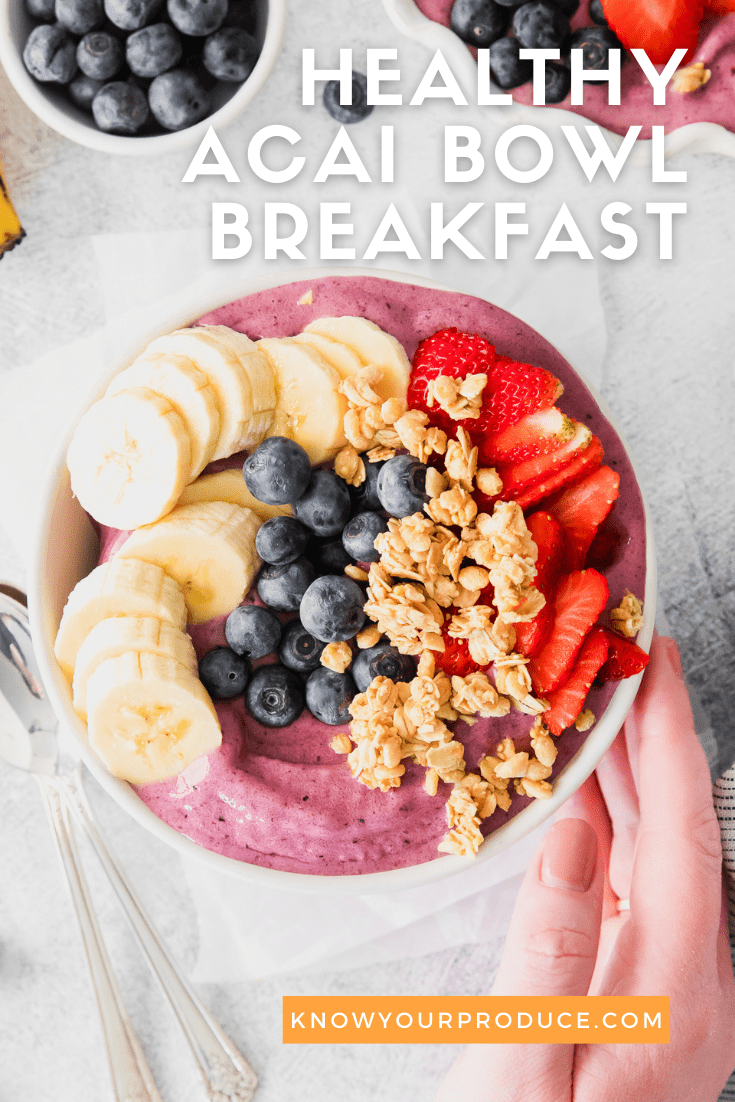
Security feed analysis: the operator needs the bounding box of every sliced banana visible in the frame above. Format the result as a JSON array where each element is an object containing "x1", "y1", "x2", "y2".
[
  {"x1": 106, "y1": 353, "x2": 220, "y2": 481},
  {"x1": 73, "y1": 616, "x2": 197, "y2": 721},
  {"x1": 54, "y1": 558, "x2": 187, "y2": 680},
  {"x1": 205, "y1": 325, "x2": 276, "y2": 446},
  {"x1": 292, "y1": 331, "x2": 364, "y2": 380},
  {"x1": 303, "y1": 316, "x2": 410, "y2": 404},
  {"x1": 256, "y1": 337, "x2": 348, "y2": 464},
  {"x1": 115, "y1": 501, "x2": 262, "y2": 624},
  {"x1": 178, "y1": 468, "x2": 293, "y2": 521},
  {"x1": 86, "y1": 652, "x2": 221, "y2": 786},
  {"x1": 67, "y1": 387, "x2": 192, "y2": 531}
]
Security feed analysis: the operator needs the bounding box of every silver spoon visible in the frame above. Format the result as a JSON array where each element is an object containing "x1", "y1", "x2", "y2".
[{"x1": 0, "y1": 585, "x2": 258, "y2": 1102}]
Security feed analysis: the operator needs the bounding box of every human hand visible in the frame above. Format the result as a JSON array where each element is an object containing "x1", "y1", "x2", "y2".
[{"x1": 435, "y1": 633, "x2": 735, "y2": 1102}]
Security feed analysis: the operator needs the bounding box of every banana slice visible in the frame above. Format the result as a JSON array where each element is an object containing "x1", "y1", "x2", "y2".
[
  {"x1": 256, "y1": 337, "x2": 348, "y2": 464},
  {"x1": 115, "y1": 501, "x2": 262, "y2": 624},
  {"x1": 106, "y1": 353, "x2": 220, "y2": 481},
  {"x1": 204, "y1": 325, "x2": 276, "y2": 446},
  {"x1": 54, "y1": 558, "x2": 187, "y2": 680},
  {"x1": 67, "y1": 387, "x2": 192, "y2": 530},
  {"x1": 292, "y1": 331, "x2": 364, "y2": 380},
  {"x1": 302, "y1": 316, "x2": 411, "y2": 404},
  {"x1": 73, "y1": 616, "x2": 197, "y2": 721},
  {"x1": 178, "y1": 468, "x2": 293, "y2": 521},
  {"x1": 86, "y1": 652, "x2": 221, "y2": 786}
]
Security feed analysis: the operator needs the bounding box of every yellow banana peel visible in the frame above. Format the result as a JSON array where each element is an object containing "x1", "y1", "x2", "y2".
[{"x1": 0, "y1": 155, "x2": 24, "y2": 258}]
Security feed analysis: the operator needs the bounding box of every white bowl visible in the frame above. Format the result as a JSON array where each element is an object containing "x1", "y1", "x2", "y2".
[
  {"x1": 29, "y1": 266, "x2": 656, "y2": 894},
  {"x1": 0, "y1": 0, "x2": 286, "y2": 155}
]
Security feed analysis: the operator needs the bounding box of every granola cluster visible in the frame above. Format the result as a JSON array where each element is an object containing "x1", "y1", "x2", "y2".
[
  {"x1": 610, "y1": 591, "x2": 644, "y2": 639},
  {"x1": 672, "y1": 61, "x2": 711, "y2": 94}
]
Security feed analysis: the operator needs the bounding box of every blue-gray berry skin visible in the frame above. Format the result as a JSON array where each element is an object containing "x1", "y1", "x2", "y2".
[
  {"x1": 300, "y1": 575, "x2": 366, "y2": 643},
  {"x1": 588, "y1": 0, "x2": 607, "y2": 25},
  {"x1": 349, "y1": 458, "x2": 384, "y2": 514},
  {"x1": 306, "y1": 667, "x2": 356, "y2": 726},
  {"x1": 306, "y1": 537, "x2": 352, "y2": 577},
  {"x1": 55, "y1": 0, "x2": 103, "y2": 34},
  {"x1": 292, "y1": 470, "x2": 351, "y2": 539},
  {"x1": 69, "y1": 72, "x2": 104, "y2": 108},
  {"x1": 104, "y1": 0, "x2": 162, "y2": 31},
  {"x1": 487, "y1": 36, "x2": 533, "y2": 88},
  {"x1": 351, "y1": 643, "x2": 416, "y2": 693},
  {"x1": 322, "y1": 70, "x2": 373, "y2": 124},
  {"x1": 24, "y1": 24, "x2": 77, "y2": 83},
  {"x1": 167, "y1": 0, "x2": 226, "y2": 35},
  {"x1": 92, "y1": 80, "x2": 149, "y2": 132},
  {"x1": 450, "y1": 0, "x2": 508, "y2": 47},
  {"x1": 148, "y1": 69, "x2": 210, "y2": 129},
  {"x1": 203, "y1": 26, "x2": 257, "y2": 81},
  {"x1": 255, "y1": 516, "x2": 310, "y2": 566},
  {"x1": 77, "y1": 31, "x2": 123, "y2": 80},
  {"x1": 257, "y1": 557, "x2": 316, "y2": 613},
  {"x1": 511, "y1": 1, "x2": 570, "y2": 49},
  {"x1": 25, "y1": 0, "x2": 56, "y2": 19},
  {"x1": 568, "y1": 25, "x2": 623, "y2": 69},
  {"x1": 278, "y1": 620, "x2": 325, "y2": 674},
  {"x1": 246, "y1": 664, "x2": 305, "y2": 727},
  {"x1": 552, "y1": 0, "x2": 579, "y2": 14},
  {"x1": 544, "y1": 59, "x2": 570, "y2": 102},
  {"x1": 225, "y1": 604, "x2": 281, "y2": 660},
  {"x1": 243, "y1": 437, "x2": 312, "y2": 506},
  {"x1": 341, "y1": 511, "x2": 388, "y2": 563},
  {"x1": 198, "y1": 646, "x2": 250, "y2": 700},
  {"x1": 376, "y1": 455, "x2": 429, "y2": 519},
  {"x1": 126, "y1": 22, "x2": 182, "y2": 77}
]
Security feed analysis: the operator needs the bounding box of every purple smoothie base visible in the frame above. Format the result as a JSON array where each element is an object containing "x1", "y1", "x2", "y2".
[
  {"x1": 101, "y1": 275, "x2": 646, "y2": 876},
  {"x1": 414, "y1": 0, "x2": 735, "y2": 139}
]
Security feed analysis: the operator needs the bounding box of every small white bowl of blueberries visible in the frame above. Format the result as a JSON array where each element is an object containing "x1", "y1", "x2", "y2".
[{"x1": 0, "y1": 0, "x2": 286, "y2": 153}]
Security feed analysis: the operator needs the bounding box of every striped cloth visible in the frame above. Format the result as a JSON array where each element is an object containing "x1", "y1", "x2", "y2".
[{"x1": 716, "y1": 767, "x2": 735, "y2": 1101}]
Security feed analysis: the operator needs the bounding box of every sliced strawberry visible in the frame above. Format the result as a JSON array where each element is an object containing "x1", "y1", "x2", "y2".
[
  {"x1": 435, "y1": 628, "x2": 477, "y2": 678},
  {"x1": 603, "y1": 0, "x2": 703, "y2": 65},
  {"x1": 543, "y1": 627, "x2": 610, "y2": 736},
  {"x1": 529, "y1": 568, "x2": 609, "y2": 695},
  {"x1": 705, "y1": 0, "x2": 735, "y2": 11},
  {"x1": 496, "y1": 421, "x2": 592, "y2": 500},
  {"x1": 473, "y1": 356, "x2": 563, "y2": 438},
  {"x1": 480, "y1": 406, "x2": 576, "y2": 465},
  {"x1": 547, "y1": 465, "x2": 621, "y2": 571},
  {"x1": 515, "y1": 436, "x2": 605, "y2": 511},
  {"x1": 409, "y1": 328, "x2": 496, "y2": 423},
  {"x1": 599, "y1": 630, "x2": 650, "y2": 682},
  {"x1": 515, "y1": 512, "x2": 564, "y2": 658}
]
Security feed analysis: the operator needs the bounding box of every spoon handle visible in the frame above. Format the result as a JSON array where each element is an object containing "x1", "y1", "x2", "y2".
[
  {"x1": 38, "y1": 777, "x2": 163, "y2": 1102},
  {"x1": 65, "y1": 774, "x2": 258, "y2": 1102}
]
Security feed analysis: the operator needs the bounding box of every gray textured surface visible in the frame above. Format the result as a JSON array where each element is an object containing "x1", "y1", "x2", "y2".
[{"x1": 1, "y1": 0, "x2": 735, "y2": 1099}]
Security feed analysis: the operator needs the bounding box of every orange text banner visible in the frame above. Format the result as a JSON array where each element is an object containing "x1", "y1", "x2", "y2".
[{"x1": 283, "y1": 996, "x2": 670, "y2": 1044}]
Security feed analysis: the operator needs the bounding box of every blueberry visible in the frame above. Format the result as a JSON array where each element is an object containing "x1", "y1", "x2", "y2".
[
  {"x1": 56, "y1": 0, "x2": 103, "y2": 34},
  {"x1": 76, "y1": 31, "x2": 123, "y2": 80},
  {"x1": 198, "y1": 646, "x2": 250, "y2": 700},
  {"x1": 278, "y1": 620, "x2": 325, "y2": 673},
  {"x1": 351, "y1": 643, "x2": 416, "y2": 693},
  {"x1": 549, "y1": 0, "x2": 578, "y2": 15},
  {"x1": 376, "y1": 455, "x2": 429, "y2": 519},
  {"x1": 225, "y1": 604, "x2": 282, "y2": 659},
  {"x1": 306, "y1": 667, "x2": 356, "y2": 726},
  {"x1": 257, "y1": 557, "x2": 316, "y2": 613},
  {"x1": 93, "y1": 80, "x2": 149, "y2": 132},
  {"x1": 255, "y1": 516, "x2": 310, "y2": 566},
  {"x1": 148, "y1": 69, "x2": 210, "y2": 129},
  {"x1": 323, "y1": 70, "x2": 373, "y2": 124},
  {"x1": 104, "y1": 0, "x2": 161, "y2": 30},
  {"x1": 243, "y1": 437, "x2": 311, "y2": 506},
  {"x1": 349, "y1": 458, "x2": 385, "y2": 514},
  {"x1": 341, "y1": 511, "x2": 388, "y2": 563},
  {"x1": 23, "y1": 24, "x2": 77, "y2": 83},
  {"x1": 25, "y1": 0, "x2": 56, "y2": 18},
  {"x1": 69, "y1": 72, "x2": 103, "y2": 107},
  {"x1": 246, "y1": 664, "x2": 304, "y2": 727},
  {"x1": 167, "y1": 0, "x2": 226, "y2": 35},
  {"x1": 126, "y1": 23, "x2": 182, "y2": 77},
  {"x1": 512, "y1": 1, "x2": 570, "y2": 49},
  {"x1": 544, "y1": 59, "x2": 571, "y2": 102},
  {"x1": 305, "y1": 537, "x2": 352, "y2": 577},
  {"x1": 588, "y1": 0, "x2": 607, "y2": 25},
  {"x1": 300, "y1": 576, "x2": 366, "y2": 643},
  {"x1": 203, "y1": 26, "x2": 257, "y2": 81},
  {"x1": 292, "y1": 470, "x2": 351, "y2": 539},
  {"x1": 493, "y1": 0, "x2": 526, "y2": 7},
  {"x1": 450, "y1": 0, "x2": 508, "y2": 47},
  {"x1": 568, "y1": 25, "x2": 623, "y2": 69},
  {"x1": 487, "y1": 36, "x2": 533, "y2": 88}
]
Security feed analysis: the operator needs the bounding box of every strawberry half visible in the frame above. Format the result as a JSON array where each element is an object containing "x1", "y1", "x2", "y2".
[
  {"x1": 480, "y1": 406, "x2": 576, "y2": 465},
  {"x1": 547, "y1": 465, "x2": 621, "y2": 571},
  {"x1": 603, "y1": 0, "x2": 704, "y2": 64},
  {"x1": 515, "y1": 512, "x2": 564, "y2": 658},
  {"x1": 409, "y1": 328, "x2": 496, "y2": 426},
  {"x1": 435, "y1": 628, "x2": 478, "y2": 678},
  {"x1": 542, "y1": 627, "x2": 610, "y2": 736},
  {"x1": 599, "y1": 630, "x2": 650, "y2": 682},
  {"x1": 515, "y1": 436, "x2": 605, "y2": 511},
  {"x1": 529, "y1": 568, "x2": 609, "y2": 695}
]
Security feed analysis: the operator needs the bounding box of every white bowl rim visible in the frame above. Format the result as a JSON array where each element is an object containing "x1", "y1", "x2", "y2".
[
  {"x1": 29, "y1": 264, "x2": 656, "y2": 895},
  {"x1": 0, "y1": 0, "x2": 287, "y2": 156},
  {"x1": 381, "y1": 0, "x2": 735, "y2": 163}
]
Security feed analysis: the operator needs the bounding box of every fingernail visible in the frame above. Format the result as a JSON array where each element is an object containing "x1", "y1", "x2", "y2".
[
  {"x1": 662, "y1": 637, "x2": 683, "y2": 679},
  {"x1": 541, "y1": 818, "x2": 597, "y2": 893}
]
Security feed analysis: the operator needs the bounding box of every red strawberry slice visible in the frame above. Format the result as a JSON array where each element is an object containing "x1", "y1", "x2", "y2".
[
  {"x1": 547, "y1": 465, "x2": 621, "y2": 571},
  {"x1": 515, "y1": 436, "x2": 605, "y2": 511},
  {"x1": 409, "y1": 329, "x2": 496, "y2": 422},
  {"x1": 705, "y1": 0, "x2": 735, "y2": 11},
  {"x1": 496, "y1": 421, "x2": 593, "y2": 501},
  {"x1": 603, "y1": 0, "x2": 703, "y2": 64},
  {"x1": 480, "y1": 406, "x2": 576, "y2": 465},
  {"x1": 599, "y1": 630, "x2": 650, "y2": 682},
  {"x1": 543, "y1": 627, "x2": 610, "y2": 736},
  {"x1": 435, "y1": 627, "x2": 478, "y2": 678},
  {"x1": 515, "y1": 512, "x2": 564, "y2": 658},
  {"x1": 529, "y1": 568, "x2": 609, "y2": 695}
]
